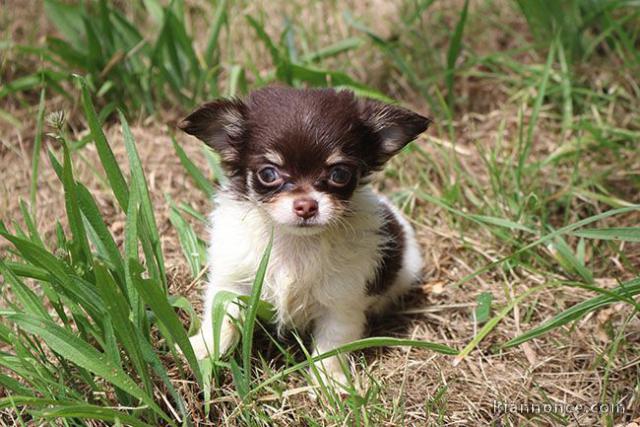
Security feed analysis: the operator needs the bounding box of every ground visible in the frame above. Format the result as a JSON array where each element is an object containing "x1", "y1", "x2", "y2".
[{"x1": 1, "y1": 0, "x2": 639, "y2": 425}]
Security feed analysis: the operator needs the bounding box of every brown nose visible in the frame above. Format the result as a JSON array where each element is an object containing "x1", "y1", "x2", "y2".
[{"x1": 293, "y1": 198, "x2": 318, "y2": 219}]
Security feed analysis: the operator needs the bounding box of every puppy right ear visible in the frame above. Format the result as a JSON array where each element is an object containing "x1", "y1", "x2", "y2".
[{"x1": 178, "y1": 99, "x2": 247, "y2": 162}]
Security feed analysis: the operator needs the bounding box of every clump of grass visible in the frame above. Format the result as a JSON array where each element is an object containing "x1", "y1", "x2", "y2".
[
  {"x1": 2, "y1": 0, "x2": 381, "y2": 119},
  {"x1": 2, "y1": 0, "x2": 229, "y2": 114},
  {"x1": 517, "y1": 0, "x2": 640, "y2": 65},
  {"x1": 1, "y1": 78, "x2": 200, "y2": 424}
]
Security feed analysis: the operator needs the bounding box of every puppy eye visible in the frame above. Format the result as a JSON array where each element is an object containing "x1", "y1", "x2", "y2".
[
  {"x1": 257, "y1": 166, "x2": 282, "y2": 186},
  {"x1": 328, "y1": 166, "x2": 352, "y2": 187}
]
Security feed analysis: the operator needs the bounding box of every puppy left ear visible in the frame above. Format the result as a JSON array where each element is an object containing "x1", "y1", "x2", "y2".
[
  {"x1": 359, "y1": 99, "x2": 431, "y2": 164},
  {"x1": 178, "y1": 99, "x2": 247, "y2": 164}
]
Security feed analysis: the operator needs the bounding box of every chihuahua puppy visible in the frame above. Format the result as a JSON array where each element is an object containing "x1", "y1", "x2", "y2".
[{"x1": 179, "y1": 86, "x2": 430, "y2": 386}]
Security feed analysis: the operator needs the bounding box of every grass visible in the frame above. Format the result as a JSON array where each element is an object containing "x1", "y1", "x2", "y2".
[{"x1": 1, "y1": 0, "x2": 639, "y2": 425}]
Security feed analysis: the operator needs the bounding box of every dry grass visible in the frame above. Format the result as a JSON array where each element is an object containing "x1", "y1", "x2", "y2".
[
  {"x1": 1, "y1": 0, "x2": 639, "y2": 425},
  {"x1": 2, "y1": 125, "x2": 638, "y2": 425}
]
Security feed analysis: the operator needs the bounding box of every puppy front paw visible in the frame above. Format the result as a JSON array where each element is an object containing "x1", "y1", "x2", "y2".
[
  {"x1": 309, "y1": 357, "x2": 351, "y2": 396},
  {"x1": 183, "y1": 324, "x2": 238, "y2": 360},
  {"x1": 188, "y1": 333, "x2": 213, "y2": 360}
]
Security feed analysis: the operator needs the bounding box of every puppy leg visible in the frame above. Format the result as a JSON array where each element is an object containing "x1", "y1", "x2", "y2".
[
  {"x1": 189, "y1": 285, "x2": 242, "y2": 360},
  {"x1": 311, "y1": 308, "x2": 366, "y2": 389}
]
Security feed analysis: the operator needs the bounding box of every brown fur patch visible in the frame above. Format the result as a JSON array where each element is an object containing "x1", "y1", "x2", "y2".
[
  {"x1": 367, "y1": 204, "x2": 405, "y2": 295},
  {"x1": 179, "y1": 86, "x2": 430, "y2": 202}
]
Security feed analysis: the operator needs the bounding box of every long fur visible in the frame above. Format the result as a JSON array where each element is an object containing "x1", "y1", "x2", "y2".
[
  {"x1": 189, "y1": 185, "x2": 423, "y2": 378},
  {"x1": 180, "y1": 87, "x2": 430, "y2": 386}
]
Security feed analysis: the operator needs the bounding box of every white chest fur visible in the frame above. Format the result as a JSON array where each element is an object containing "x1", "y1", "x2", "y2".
[{"x1": 204, "y1": 189, "x2": 386, "y2": 330}]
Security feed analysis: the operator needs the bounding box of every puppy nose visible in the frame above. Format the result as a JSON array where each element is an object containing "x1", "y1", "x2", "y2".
[{"x1": 293, "y1": 198, "x2": 318, "y2": 219}]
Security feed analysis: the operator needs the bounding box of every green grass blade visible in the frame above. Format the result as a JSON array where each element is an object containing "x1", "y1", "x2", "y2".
[
  {"x1": 453, "y1": 205, "x2": 640, "y2": 287},
  {"x1": 468, "y1": 214, "x2": 535, "y2": 233},
  {"x1": 245, "y1": 15, "x2": 281, "y2": 65},
  {"x1": 80, "y1": 79, "x2": 129, "y2": 211},
  {"x1": 237, "y1": 296, "x2": 275, "y2": 323},
  {"x1": 210, "y1": 290, "x2": 240, "y2": 361},
  {"x1": 241, "y1": 233, "x2": 273, "y2": 392},
  {"x1": 203, "y1": 147, "x2": 227, "y2": 186},
  {"x1": 5, "y1": 260, "x2": 104, "y2": 325},
  {"x1": 227, "y1": 64, "x2": 247, "y2": 97},
  {"x1": 0, "y1": 375, "x2": 34, "y2": 396},
  {"x1": 172, "y1": 137, "x2": 214, "y2": 197},
  {"x1": 246, "y1": 14, "x2": 292, "y2": 85},
  {"x1": 94, "y1": 263, "x2": 154, "y2": 397},
  {"x1": 44, "y1": 151, "x2": 121, "y2": 291},
  {"x1": 62, "y1": 143, "x2": 92, "y2": 266},
  {"x1": 169, "y1": 295, "x2": 199, "y2": 335},
  {"x1": 204, "y1": 0, "x2": 227, "y2": 67},
  {"x1": 4, "y1": 261, "x2": 50, "y2": 282},
  {"x1": 0, "y1": 107, "x2": 21, "y2": 128},
  {"x1": 0, "y1": 398, "x2": 154, "y2": 427},
  {"x1": 474, "y1": 292, "x2": 493, "y2": 324},
  {"x1": 556, "y1": 37, "x2": 573, "y2": 137},
  {"x1": 454, "y1": 285, "x2": 547, "y2": 364},
  {"x1": 75, "y1": 183, "x2": 125, "y2": 277},
  {"x1": 29, "y1": 89, "x2": 46, "y2": 213},
  {"x1": 344, "y1": 11, "x2": 434, "y2": 107},
  {"x1": 0, "y1": 75, "x2": 38, "y2": 99},
  {"x1": 0, "y1": 72, "x2": 66, "y2": 100},
  {"x1": 301, "y1": 37, "x2": 363, "y2": 63},
  {"x1": 119, "y1": 111, "x2": 166, "y2": 289},
  {"x1": 142, "y1": 0, "x2": 164, "y2": 24},
  {"x1": 548, "y1": 236, "x2": 594, "y2": 283},
  {"x1": 123, "y1": 182, "x2": 143, "y2": 328},
  {"x1": 129, "y1": 271, "x2": 204, "y2": 387},
  {"x1": 18, "y1": 200, "x2": 45, "y2": 248},
  {"x1": 82, "y1": 16, "x2": 103, "y2": 71},
  {"x1": 245, "y1": 337, "x2": 457, "y2": 400},
  {"x1": 416, "y1": 191, "x2": 535, "y2": 233},
  {"x1": 46, "y1": 37, "x2": 87, "y2": 69},
  {"x1": 36, "y1": 405, "x2": 156, "y2": 427},
  {"x1": 230, "y1": 358, "x2": 250, "y2": 399},
  {"x1": 504, "y1": 277, "x2": 640, "y2": 348},
  {"x1": 135, "y1": 326, "x2": 190, "y2": 423},
  {"x1": 445, "y1": 0, "x2": 469, "y2": 109},
  {"x1": 516, "y1": 41, "x2": 555, "y2": 189},
  {"x1": 0, "y1": 260, "x2": 50, "y2": 319},
  {"x1": 167, "y1": 199, "x2": 204, "y2": 277},
  {"x1": 0, "y1": 231, "x2": 72, "y2": 284},
  {"x1": 0, "y1": 397, "x2": 73, "y2": 411},
  {"x1": 572, "y1": 227, "x2": 640, "y2": 242},
  {"x1": 5, "y1": 314, "x2": 172, "y2": 423},
  {"x1": 177, "y1": 202, "x2": 207, "y2": 222},
  {"x1": 43, "y1": 0, "x2": 85, "y2": 48},
  {"x1": 285, "y1": 63, "x2": 390, "y2": 101}
]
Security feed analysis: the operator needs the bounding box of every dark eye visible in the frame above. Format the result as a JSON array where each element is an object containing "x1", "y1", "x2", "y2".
[
  {"x1": 328, "y1": 166, "x2": 352, "y2": 187},
  {"x1": 257, "y1": 166, "x2": 282, "y2": 186}
]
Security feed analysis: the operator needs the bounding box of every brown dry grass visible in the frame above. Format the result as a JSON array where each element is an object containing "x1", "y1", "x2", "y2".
[{"x1": 1, "y1": 0, "x2": 639, "y2": 426}]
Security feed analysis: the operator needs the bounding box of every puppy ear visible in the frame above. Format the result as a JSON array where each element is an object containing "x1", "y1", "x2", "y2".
[
  {"x1": 178, "y1": 99, "x2": 247, "y2": 162},
  {"x1": 359, "y1": 99, "x2": 431, "y2": 164}
]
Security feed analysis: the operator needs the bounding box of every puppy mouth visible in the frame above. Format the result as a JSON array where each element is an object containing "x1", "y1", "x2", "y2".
[
  {"x1": 280, "y1": 218, "x2": 328, "y2": 235},
  {"x1": 288, "y1": 220, "x2": 324, "y2": 230},
  {"x1": 296, "y1": 219, "x2": 322, "y2": 227}
]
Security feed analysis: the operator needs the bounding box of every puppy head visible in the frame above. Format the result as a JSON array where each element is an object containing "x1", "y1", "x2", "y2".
[{"x1": 179, "y1": 87, "x2": 430, "y2": 235}]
